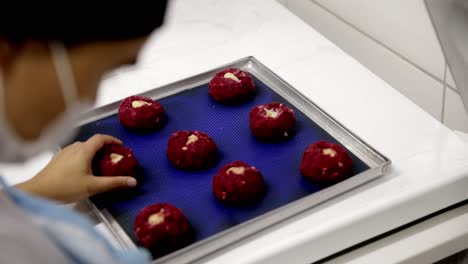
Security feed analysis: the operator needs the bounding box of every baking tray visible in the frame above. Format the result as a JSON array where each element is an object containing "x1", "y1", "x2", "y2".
[{"x1": 76, "y1": 56, "x2": 390, "y2": 263}]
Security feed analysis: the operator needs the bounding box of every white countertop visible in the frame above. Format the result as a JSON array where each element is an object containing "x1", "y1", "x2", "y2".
[
  {"x1": 2, "y1": 0, "x2": 468, "y2": 263},
  {"x1": 324, "y1": 203, "x2": 468, "y2": 264}
]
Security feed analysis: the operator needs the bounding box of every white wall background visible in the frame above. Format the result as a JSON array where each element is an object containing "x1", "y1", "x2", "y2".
[{"x1": 278, "y1": 0, "x2": 468, "y2": 133}]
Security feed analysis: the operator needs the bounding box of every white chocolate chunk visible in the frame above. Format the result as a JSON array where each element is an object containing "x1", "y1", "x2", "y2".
[
  {"x1": 264, "y1": 108, "x2": 279, "y2": 118},
  {"x1": 148, "y1": 209, "x2": 165, "y2": 225},
  {"x1": 223, "y1": 72, "x2": 241, "y2": 82},
  {"x1": 186, "y1": 134, "x2": 199, "y2": 145},
  {"x1": 110, "y1": 153, "x2": 124, "y2": 164},
  {"x1": 131, "y1": 100, "x2": 151, "y2": 108},
  {"x1": 322, "y1": 148, "x2": 337, "y2": 157},
  {"x1": 226, "y1": 166, "x2": 245, "y2": 175}
]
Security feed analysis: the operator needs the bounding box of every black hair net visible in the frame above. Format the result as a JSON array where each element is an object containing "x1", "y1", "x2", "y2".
[{"x1": 0, "y1": 1, "x2": 168, "y2": 45}]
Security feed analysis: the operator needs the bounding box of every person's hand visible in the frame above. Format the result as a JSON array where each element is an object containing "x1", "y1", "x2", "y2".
[{"x1": 16, "y1": 134, "x2": 138, "y2": 203}]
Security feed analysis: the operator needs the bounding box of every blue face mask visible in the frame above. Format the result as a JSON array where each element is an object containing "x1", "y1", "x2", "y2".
[{"x1": 0, "y1": 42, "x2": 91, "y2": 162}]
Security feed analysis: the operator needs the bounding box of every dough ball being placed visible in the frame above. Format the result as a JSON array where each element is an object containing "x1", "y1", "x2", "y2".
[
  {"x1": 118, "y1": 95, "x2": 165, "y2": 131},
  {"x1": 249, "y1": 102, "x2": 296, "y2": 141},
  {"x1": 209, "y1": 68, "x2": 256, "y2": 104},
  {"x1": 212, "y1": 161, "x2": 265, "y2": 206},
  {"x1": 167, "y1": 131, "x2": 218, "y2": 171},
  {"x1": 93, "y1": 144, "x2": 140, "y2": 177},
  {"x1": 300, "y1": 141, "x2": 353, "y2": 183},
  {"x1": 134, "y1": 203, "x2": 192, "y2": 257}
]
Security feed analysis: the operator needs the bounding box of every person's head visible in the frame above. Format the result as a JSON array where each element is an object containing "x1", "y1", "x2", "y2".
[
  {"x1": 0, "y1": 2, "x2": 168, "y2": 161},
  {"x1": 0, "y1": 38, "x2": 149, "y2": 140}
]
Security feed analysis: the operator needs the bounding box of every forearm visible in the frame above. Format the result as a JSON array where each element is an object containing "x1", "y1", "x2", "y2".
[{"x1": 15, "y1": 177, "x2": 65, "y2": 203}]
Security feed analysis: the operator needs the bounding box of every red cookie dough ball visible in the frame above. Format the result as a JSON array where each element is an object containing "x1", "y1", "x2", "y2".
[
  {"x1": 134, "y1": 203, "x2": 192, "y2": 256},
  {"x1": 249, "y1": 102, "x2": 296, "y2": 141},
  {"x1": 213, "y1": 161, "x2": 265, "y2": 206},
  {"x1": 118, "y1": 95, "x2": 165, "y2": 131},
  {"x1": 167, "y1": 131, "x2": 218, "y2": 171},
  {"x1": 300, "y1": 141, "x2": 353, "y2": 183},
  {"x1": 209, "y1": 68, "x2": 256, "y2": 104},
  {"x1": 93, "y1": 144, "x2": 140, "y2": 177}
]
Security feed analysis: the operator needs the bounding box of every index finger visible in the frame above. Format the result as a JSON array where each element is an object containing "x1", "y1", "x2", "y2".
[{"x1": 84, "y1": 134, "x2": 123, "y2": 156}]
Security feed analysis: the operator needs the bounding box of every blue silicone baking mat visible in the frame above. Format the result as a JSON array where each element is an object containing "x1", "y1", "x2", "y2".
[{"x1": 76, "y1": 75, "x2": 369, "y2": 257}]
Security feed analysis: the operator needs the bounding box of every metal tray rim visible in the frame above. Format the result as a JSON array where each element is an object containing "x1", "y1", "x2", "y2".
[{"x1": 85, "y1": 56, "x2": 391, "y2": 264}]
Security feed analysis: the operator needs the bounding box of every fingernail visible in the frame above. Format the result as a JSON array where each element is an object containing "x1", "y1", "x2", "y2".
[{"x1": 127, "y1": 178, "x2": 137, "y2": 187}]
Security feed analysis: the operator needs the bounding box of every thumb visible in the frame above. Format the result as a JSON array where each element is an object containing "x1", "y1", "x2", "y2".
[{"x1": 87, "y1": 176, "x2": 137, "y2": 196}]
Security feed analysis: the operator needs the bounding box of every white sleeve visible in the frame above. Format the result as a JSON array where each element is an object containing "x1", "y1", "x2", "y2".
[{"x1": 0, "y1": 192, "x2": 71, "y2": 263}]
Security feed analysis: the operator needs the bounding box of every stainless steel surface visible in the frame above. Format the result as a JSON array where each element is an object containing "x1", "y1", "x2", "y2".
[{"x1": 85, "y1": 56, "x2": 391, "y2": 264}]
